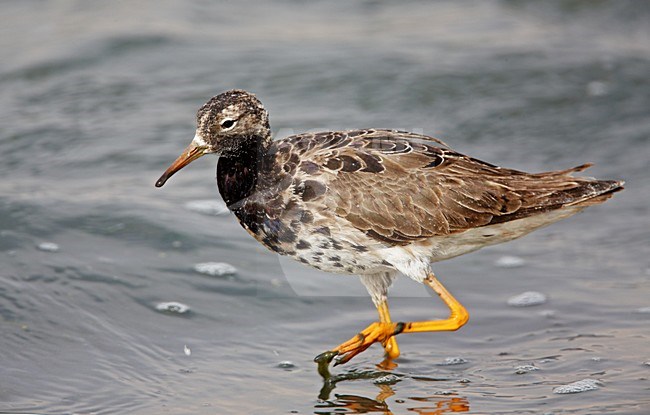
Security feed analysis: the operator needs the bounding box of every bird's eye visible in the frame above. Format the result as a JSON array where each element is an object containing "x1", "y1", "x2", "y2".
[{"x1": 220, "y1": 119, "x2": 236, "y2": 129}]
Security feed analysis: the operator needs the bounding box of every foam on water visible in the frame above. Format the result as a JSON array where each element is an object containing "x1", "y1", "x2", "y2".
[
  {"x1": 494, "y1": 255, "x2": 526, "y2": 268},
  {"x1": 373, "y1": 374, "x2": 400, "y2": 385},
  {"x1": 194, "y1": 262, "x2": 238, "y2": 277},
  {"x1": 553, "y1": 378, "x2": 602, "y2": 394},
  {"x1": 515, "y1": 364, "x2": 539, "y2": 374},
  {"x1": 586, "y1": 81, "x2": 609, "y2": 97},
  {"x1": 37, "y1": 242, "x2": 59, "y2": 252},
  {"x1": 155, "y1": 301, "x2": 190, "y2": 314},
  {"x1": 438, "y1": 357, "x2": 469, "y2": 366},
  {"x1": 507, "y1": 291, "x2": 547, "y2": 307}
]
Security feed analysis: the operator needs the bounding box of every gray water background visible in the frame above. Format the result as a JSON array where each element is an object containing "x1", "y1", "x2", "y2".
[{"x1": 1, "y1": 1, "x2": 649, "y2": 414}]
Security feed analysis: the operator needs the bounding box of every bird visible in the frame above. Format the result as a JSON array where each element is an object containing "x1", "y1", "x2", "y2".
[{"x1": 155, "y1": 89, "x2": 623, "y2": 369}]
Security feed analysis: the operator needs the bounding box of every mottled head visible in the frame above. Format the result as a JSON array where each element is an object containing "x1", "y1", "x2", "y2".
[{"x1": 155, "y1": 89, "x2": 270, "y2": 187}]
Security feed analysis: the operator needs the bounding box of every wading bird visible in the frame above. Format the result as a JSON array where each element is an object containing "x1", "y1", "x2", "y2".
[{"x1": 156, "y1": 90, "x2": 623, "y2": 369}]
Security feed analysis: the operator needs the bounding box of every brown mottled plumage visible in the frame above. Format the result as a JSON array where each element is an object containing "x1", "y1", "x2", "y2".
[{"x1": 156, "y1": 90, "x2": 623, "y2": 370}]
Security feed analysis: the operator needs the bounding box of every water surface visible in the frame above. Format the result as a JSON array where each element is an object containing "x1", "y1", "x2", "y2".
[{"x1": 1, "y1": 1, "x2": 649, "y2": 414}]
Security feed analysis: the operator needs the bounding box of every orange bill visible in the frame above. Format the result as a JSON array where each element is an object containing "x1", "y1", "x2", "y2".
[{"x1": 155, "y1": 142, "x2": 206, "y2": 187}]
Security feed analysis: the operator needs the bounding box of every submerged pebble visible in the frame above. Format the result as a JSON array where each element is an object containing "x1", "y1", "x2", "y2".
[
  {"x1": 553, "y1": 378, "x2": 601, "y2": 394},
  {"x1": 439, "y1": 357, "x2": 468, "y2": 366},
  {"x1": 155, "y1": 301, "x2": 190, "y2": 314},
  {"x1": 515, "y1": 364, "x2": 539, "y2": 374},
  {"x1": 507, "y1": 291, "x2": 547, "y2": 307},
  {"x1": 37, "y1": 242, "x2": 60, "y2": 252},
  {"x1": 184, "y1": 200, "x2": 229, "y2": 216},
  {"x1": 495, "y1": 255, "x2": 526, "y2": 268},
  {"x1": 194, "y1": 262, "x2": 237, "y2": 277}
]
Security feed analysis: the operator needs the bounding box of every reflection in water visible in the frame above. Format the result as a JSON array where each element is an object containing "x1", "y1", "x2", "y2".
[
  {"x1": 317, "y1": 370, "x2": 469, "y2": 414},
  {"x1": 315, "y1": 386, "x2": 469, "y2": 414}
]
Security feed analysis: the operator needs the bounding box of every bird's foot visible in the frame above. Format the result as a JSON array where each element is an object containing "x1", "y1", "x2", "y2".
[{"x1": 314, "y1": 321, "x2": 402, "y2": 373}]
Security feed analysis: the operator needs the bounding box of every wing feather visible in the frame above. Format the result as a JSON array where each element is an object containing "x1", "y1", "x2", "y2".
[{"x1": 276, "y1": 129, "x2": 620, "y2": 246}]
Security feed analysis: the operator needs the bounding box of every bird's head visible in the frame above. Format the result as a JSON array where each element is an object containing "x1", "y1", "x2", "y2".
[{"x1": 155, "y1": 89, "x2": 270, "y2": 187}]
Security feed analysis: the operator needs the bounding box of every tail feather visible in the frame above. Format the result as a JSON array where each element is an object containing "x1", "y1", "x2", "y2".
[
  {"x1": 489, "y1": 166, "x2": 623, "y2": 225},
  {"x1": 569, "y1": 179, "x2": 624, "y2": 207}
]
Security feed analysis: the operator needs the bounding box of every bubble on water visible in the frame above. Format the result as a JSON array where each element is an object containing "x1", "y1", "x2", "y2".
[
  {"x1": 277, "y1": 361, "x2": 295, "y2": 369},
  {"x1": 515, "y1": 364, "x2": 539, "y2": 374},
  {"x1": 194, "y1": 262, "x2": 237, "y2": 277},
  {"x1": 37, "y1": 242, "x2": 60, "y2": 252},
  {"x1": 590, "y1": 357, "x2": 602, "y2": 362},
  {"x1": 184, "y1": 344, "x2": 191, "y2": 356},
  {"x1": 553, "y1": 378, "x2": 602, "y2": 394},
  {"x1": 155, "y1": 301, "x2": 190, "y2": 314},
  {"x1": 439, "y1": 357, "x2": 468, "y2": 366},
  {"x1": 586, "y1": 81, "x2": 608, "y2": 97},
  {"x1": 507, "y1": 291, "x2": 547, "y2": 307},
  {"x1": 634, "y1": 307, "x2": 650, "y2": 314},
  {"x1": 373, "y1": 374, "x2": 400, "y2": 385},
  {"x1": 495, "y1": 255, "x2": 526, "y2": 268},
  {"x1": 184, "y1": 199, "x2": 229, "y2": 216}
]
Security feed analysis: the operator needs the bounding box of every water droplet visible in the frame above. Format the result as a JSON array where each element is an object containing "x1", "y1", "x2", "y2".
[
  {"x1": 37, "y1": 242, "x2": 59, "y2": 252},
  {"x1": 194, "y1": 262, "x2": 237, "y2": 277},
  {"x1": 507, "y1": 291, "x2": 547, "y2": 307},
  {"x1": 155, "y1": 301, "x2": 190, "y2": 314},
  {"x1": 495, "y1": 255, "x2": 526, "y2": 268},
  {"x1": 553, "y1": 378, "x2": 601, "y2": 394},
  {"x1": 184, "y1": 199, "x2": 229, "y2": 216}
]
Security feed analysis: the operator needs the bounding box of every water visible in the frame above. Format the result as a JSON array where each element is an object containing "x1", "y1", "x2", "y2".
[{"x1": 1, "y1": 1, "x2": 649, "y2": 413}]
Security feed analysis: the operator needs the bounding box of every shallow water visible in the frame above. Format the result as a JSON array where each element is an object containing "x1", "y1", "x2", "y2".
[{"x1": 1, "y1": 1, "x2": 649, "y2": 414}]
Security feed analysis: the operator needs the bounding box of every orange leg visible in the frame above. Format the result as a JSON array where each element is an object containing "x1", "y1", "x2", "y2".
[
  {"x1": 314, "y1": 273, "x2": 469, "y2": 367},
  {"x1": 377, "y1": 300, "x2": 400, "y2": 360}
]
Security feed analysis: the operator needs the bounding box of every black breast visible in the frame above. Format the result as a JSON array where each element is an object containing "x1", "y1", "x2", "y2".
[{"x1": 216, "y1": 137, "x2": 297, "y2": 251}]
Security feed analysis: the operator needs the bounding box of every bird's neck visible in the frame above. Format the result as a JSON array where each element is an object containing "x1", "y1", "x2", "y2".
[{"x1": 216, "y1": 134, "x2": 272, "y2": 211}]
